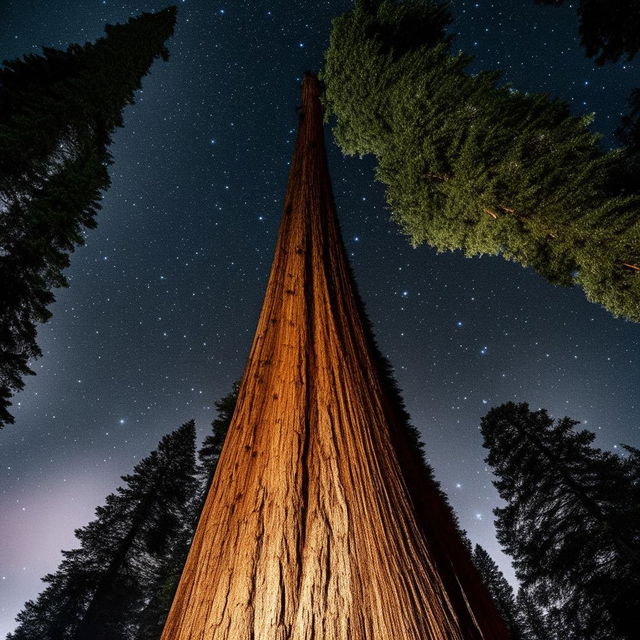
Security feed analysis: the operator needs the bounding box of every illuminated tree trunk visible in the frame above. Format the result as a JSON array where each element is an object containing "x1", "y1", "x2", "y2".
[{"x1": 160, "y1": 74, "x2": 509, "y2": 640}]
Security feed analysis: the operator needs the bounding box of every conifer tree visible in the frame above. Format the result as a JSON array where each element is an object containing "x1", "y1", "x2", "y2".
[
  {"x1": 469, "y1": 542, "x2": 555, "y2": 640},
  {"x1": 196, "y1": 382, "x2": 239, "y2": 492},
  {"x1": 515, "y1": 587, "x2": 555, "y2": 640},
  {"x1": 480, "y1": 402, "x2": 640, "y2": 640},
  {"x1": 7, "y1": 420, "x2": 198, "y2": 640},
  {"x1": 472, "y1": 544, "x2": 524, "y2": 640},
  {"x1": 0, "y1": 7, "x2": 176, "y2": 428},
  {"x1": 134, "y1": 386, "x2": 238, "y2": 639},
  {"x1": 133, "y1": 505, "x2": 200, "y2": 640},
  {"x1": 322, "y1": 0, "x2": 640, "y2": 322},
  {"x1": 534, "y1": 1, "x2": 640, "y2": 158}
]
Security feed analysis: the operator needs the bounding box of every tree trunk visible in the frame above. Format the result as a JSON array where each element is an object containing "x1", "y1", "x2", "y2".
[{"x1": 160, "y1": 73, "x2": 509, "y2": 640}]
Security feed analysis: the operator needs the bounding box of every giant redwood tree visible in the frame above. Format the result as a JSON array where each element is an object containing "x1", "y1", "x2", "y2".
[
  {"x1": 0, "y1": 7, "x2": 176, "y2": 427},
  {"x1": 160, "y1": 74, "x2": 509, "y2": 640}
]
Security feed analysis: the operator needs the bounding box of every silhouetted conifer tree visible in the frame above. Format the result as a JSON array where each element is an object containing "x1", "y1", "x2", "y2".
[
  {"x1": 467, "y1": 541, "x2": 554, "y2": 639},
  {"x1": 472, "y1": 544, "x2": 524, "y2": 640},
  {"x1": 7, "y1": 420, "x2": 197, "y2": 640},
  {"x1": 534, "y1": 1, "x2": 640, "y2": 161},
  {"x1": 515, "y1": 587, "x2": 555, "y2": 640},
  {"x1": 481, "y1": 402, "x2": 640, "y2": 640},
  {"x1": 196, "y1": 382, "x2": 239, "y2": 492},
  {"x1": 0, "y1": 7, "x2": 176, "y2": 427},
  {"x1": 134, "y1": 385, "x2": 238, "y2": 639},
  {"x1": 322, "y1": 0, "x2": 640, "y2": 321}
]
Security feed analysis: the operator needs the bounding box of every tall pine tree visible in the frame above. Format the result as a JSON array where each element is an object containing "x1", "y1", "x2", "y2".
[
  {"x1": 468, "y1": 540, "x2": 554, "y2": 640},
  {"x1": 134, "y1": 385, "x2": 239, "y2": 639},
  {"x1": 322, "y1": 0, "x2": 640, "y2": 322},
  {"x1": 7, "y1": 420, "x2": 198, "y2": 640},
  {"x1": 0, "y1": 7, "x2": 176, "y2": 428},
  {"x1": 196, "y1": 382, "x2": 239, "y2": 492},
  {"x1": 480, "y1": 402, "x2": 640, "y2": 640},
  {"x1": 472, "y1": 544, "x2": 524, "y2": 640}
]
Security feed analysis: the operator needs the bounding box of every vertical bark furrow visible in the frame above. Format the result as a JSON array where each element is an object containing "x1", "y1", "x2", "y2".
[{"x1": 160, "y1": 74, "x2": 509, "y2": 640}]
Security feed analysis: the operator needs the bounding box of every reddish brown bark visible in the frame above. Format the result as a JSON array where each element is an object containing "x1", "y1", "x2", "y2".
[{"x1": 160, "y1": 74, "x2": 510, "y2": 640}]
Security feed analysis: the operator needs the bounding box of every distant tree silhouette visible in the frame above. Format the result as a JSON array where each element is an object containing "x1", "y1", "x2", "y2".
[
  {"x1": 196, "y1": 382, "x2": 239, "y2": 492},
  {"x1": 472, "y1": 544, "x2": 525, "y2": 640},
  {"x1": 135, "y1": 385, "x2": 239, "y2": 639},
  {"x1": 6, "y1": 384, "x2": 240, "y2": 640},
  {"x1": 534, "y1": 0, "x2": 640, "y2": 65},
  {"x1": 322, "y1": 0, "x2": 640, "y2": 322},
  {"x1": 0, "y1": 7, "x2": 176, "y2": 427},
  {"x1": 466, "y1": 539, "x2": 555, "y2": 639},
  {"x1": 7, "y1": 421, "x2": 198, "y2": 640},
  {"x1": 534, "y1": 1, "x2": 640, "y2": 159},
  {"x1": 481, "y1": 402, "x2": 640, "y2": 640}
]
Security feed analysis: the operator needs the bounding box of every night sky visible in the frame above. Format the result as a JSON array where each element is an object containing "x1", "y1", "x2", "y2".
[{"x1": 1, "y1": 0, "x2": 639, "y2": 634}]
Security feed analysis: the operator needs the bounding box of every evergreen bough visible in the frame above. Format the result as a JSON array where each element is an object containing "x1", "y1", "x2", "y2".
[
  {"x1": 0, "y1": 7, "x2": 177, "y2": 427},
  {"x1": 322, "y1": 0, "x2": 640, "y2": 321},
  {"x1": 7, "y1": 420, "x2": 198, "y2": 640},
  {"x1": 481, "y1": 402, "x2": 640, "y2": 640}
]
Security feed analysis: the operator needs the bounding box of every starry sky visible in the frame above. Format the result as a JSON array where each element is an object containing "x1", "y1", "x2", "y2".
[{"x1": 1, "y1": 0, "x2": 639, "y2": 635}]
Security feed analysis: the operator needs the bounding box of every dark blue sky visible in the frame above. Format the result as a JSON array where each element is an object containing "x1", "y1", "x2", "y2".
[{"x1": 1, "y1": 0, "x2": 639, "y2": 634}]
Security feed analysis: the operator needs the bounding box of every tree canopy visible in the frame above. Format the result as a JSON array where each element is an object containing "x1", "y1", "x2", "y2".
[
  {"x1": 481, "y1": 402, "x2": 640, "y2": 640},
  {"x1": 322, "y1": 0, "x2": 640, "y2": 322},
  {"x1": 6, "y1": 385, "x2": 239, "y2": 640},
  {"x1": 7, "y1": 420, "x2": 198, "y2": 640},
  {"x1": 0, "y1": 7, "x2": 176, "y2": 427}
]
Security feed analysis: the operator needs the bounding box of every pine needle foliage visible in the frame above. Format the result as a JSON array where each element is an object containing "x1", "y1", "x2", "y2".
[
  {"x1": 0, "y1": 7, "x2": 177, "y2": 427},
  {"x1": 472, "y1": 544, "x2": 525, "y2": 640},
  {"x1": 481, "y1": 402, "x2": 640, "y2": 640},
  {"x1": 515, "y1": 587, "x2": 555, "y2": 640},
  {"x1": 322, "y1": 0, "x2": 640, "y2": 322},
  {"x1": 7, "y1": 421, "x2": 198, "y2": 640}
]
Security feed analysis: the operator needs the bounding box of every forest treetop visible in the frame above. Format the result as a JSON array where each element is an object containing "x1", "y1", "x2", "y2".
[
  {"x1": 322, "y1": 0, "x2": 640, "y2": 322},
  {"x1": 0, "y1": 7, "x2": 177, "y2": 428}
]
